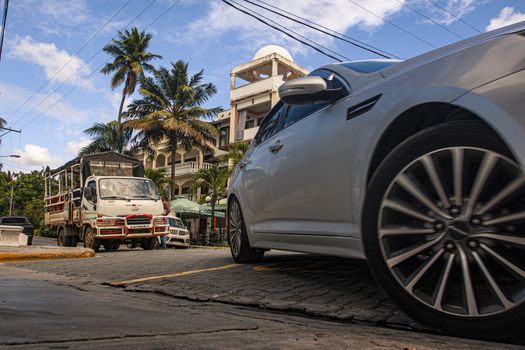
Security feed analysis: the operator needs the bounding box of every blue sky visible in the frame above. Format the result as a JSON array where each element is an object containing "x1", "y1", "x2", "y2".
[{"x1": 0, "y1": 0, "x2": 524, "y2": 172}]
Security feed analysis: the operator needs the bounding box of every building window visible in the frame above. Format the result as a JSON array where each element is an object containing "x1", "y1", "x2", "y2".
[
  {"x1": 156, "y1": 154, "x2": 166, "y2": 168},
  {"x1": 245, "y1": 119, "x2": 255, "y2": 129},
  {"x1": 219, "y1": 127, "x2": 230, "y2": 147}
]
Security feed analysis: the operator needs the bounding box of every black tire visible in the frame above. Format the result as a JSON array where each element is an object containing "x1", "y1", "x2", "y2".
[
  {"x1": 141, "y1": 237, "x2": 156, "y2": 250},
  {"x1": 363, "y1": 121, "x2": 525, "y2": 341},
  {"x1": 103, "y1": 241, "x2": 114, "y2": 251},
  {"x1": 70, "y1": 235, "x2": 78, "y2": 247},
  {"x1": 112, "y1": 242, "x2": 121, "y2": 250},
  {"x1": 57, "y1": 228, "x2": 67, "y2": 247},
  {"x1": 83, "y1": 227, "x2": 100, "y2": 252},
  {"x1": 228, "y1": 197, "x2": 264, "y2": 263}
]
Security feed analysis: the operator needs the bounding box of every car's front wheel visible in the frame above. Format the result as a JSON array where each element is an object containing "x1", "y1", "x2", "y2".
[
  {"x1": 228, "y1": 197, "x2": 264, "y2": 263},
  {"x1": 363, "y1": 121, "x2": 525, "y2": 340}
]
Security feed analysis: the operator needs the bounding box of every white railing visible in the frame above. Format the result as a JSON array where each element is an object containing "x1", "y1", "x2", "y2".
[
  {"x1": 230, "y1": 76, "x2": 284, "y2": 102},
  {"x1": 160, "y1": 162, "x2": 213, "y2": 177}
]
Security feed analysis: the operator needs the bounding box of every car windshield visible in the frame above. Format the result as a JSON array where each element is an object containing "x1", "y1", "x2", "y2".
[
  {"x1": 1, "y1": 217, "x2": 28, "y2": 224},
  {"x1": 99, "y1": 178, "x2": 160, "y2": 200},
  {"x1": 169, "y1": 218, "x2": 185, "y2": 228}
]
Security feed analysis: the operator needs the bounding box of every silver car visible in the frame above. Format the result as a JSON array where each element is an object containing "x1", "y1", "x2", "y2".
[{"x1": 227, "y1": 21, "x2": 525, "y2": 340}]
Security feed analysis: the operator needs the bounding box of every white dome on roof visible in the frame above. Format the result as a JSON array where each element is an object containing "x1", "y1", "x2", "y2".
[{"x1": 253, "y1": 45, "x2": 293, "y2": 61}]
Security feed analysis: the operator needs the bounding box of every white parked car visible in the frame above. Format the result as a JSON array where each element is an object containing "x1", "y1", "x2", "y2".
[
  {"x1": 227, "y1": 22, "x2": 525, "y2": 340},
  {"x1": 166, "y1": 216, "x2": 190, "y2": 247}
]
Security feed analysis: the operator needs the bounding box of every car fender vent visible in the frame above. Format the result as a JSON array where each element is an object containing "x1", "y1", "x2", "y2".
[{"x1": 347, "y1": 94, "x2": 382, "y2": 120}]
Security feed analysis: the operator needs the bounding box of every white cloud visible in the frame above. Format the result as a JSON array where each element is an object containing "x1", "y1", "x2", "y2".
[
  {"x1": 486, "y1": 7, "x2": 525, "y2": 32},
  {"x1": 15, "y1": 144, "x2": 64, "y2": 169},
  {"x1": 40, "y1": 0, "x2": 90, "y2": 26},
  {"x1": 184, "y1": 0, "x2": 404, "y2": 57},
  {"x1": 0, "y1": 82, "x2": 95, "y2": 126},
  {"x1": 66, "y1": 138, "x2": 91, "y2": 156},
  {"x1": 9, "y1": 36, "x2": 94, "y2": 90},
  {"x1": 427, "y1": 0, "x2": 479, "y2": 26}
]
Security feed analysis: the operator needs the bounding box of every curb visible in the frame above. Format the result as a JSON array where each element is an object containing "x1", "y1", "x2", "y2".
[{"x1": 0, "y1": 246, "x2": 95, "y2": 262}]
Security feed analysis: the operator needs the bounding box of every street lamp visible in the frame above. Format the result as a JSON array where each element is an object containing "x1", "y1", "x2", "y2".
[{"x1": 0, "y1": 154, "x2": 20, "y2": 158}]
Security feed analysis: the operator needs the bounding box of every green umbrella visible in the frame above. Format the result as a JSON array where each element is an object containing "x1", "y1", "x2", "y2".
[
  {"x1": 199, "y1": 204, "x2": 225, "y2": 218},
  {"x1": 170, "y1": 197, "x2": 200, "y2": 218}
]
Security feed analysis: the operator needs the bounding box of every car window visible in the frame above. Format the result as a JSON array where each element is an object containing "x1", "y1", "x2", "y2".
[
  {"x1": 282, "y1": 70, "x2": 348, "y2": 128},
  {"x1": 283, "y1": 104, "x2": 326, "y2": 129},
  {"x1": 254, "y1": 102, "x2": 285, "y2": 146},
  {"x1": 86, "y1": 180, "x2": 97, "y2": 203},
  {"x1": 1, "y1": 217, "x2": 28, "y2": 224}
]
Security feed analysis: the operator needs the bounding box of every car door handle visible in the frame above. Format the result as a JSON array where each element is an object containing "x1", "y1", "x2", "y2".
[{"x1": 269, "y1": 142, "x2": 283, "y2": 154}]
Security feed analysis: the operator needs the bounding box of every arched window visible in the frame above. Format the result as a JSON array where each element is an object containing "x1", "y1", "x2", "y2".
[{"x1": 156, "y1": 154, "x2": 166, "y2": 168}]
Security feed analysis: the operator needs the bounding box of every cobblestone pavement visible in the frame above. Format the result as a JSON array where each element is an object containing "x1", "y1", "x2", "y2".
[
  {"x1": 7, "y1": 238, "x2": 520, "y2": 344},
  {"x1": 10, "y1": 240, "x2": 426, "y2": 332}
]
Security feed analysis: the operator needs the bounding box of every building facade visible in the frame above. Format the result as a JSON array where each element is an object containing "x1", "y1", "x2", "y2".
[{"x1": 139, "y1": 45, "x2": 308, "y2": 201}]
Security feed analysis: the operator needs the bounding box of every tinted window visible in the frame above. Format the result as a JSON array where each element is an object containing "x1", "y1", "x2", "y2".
[
  {"x1": 254, "y1": 102, "x2": 285, "y2": 145},
  {"x1": 2, "y1": 217, "x2": 28, "y2": 224},
  {"x1": 281, "y1": 70, "x2": 348, "y2": 128},
  {"x1": 284, "y1": 104, "x2": 326, "y2": 128}
]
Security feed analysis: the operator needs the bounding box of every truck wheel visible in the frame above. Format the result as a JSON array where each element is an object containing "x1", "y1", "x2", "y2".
[
  {"x1": 112, "y1": 242, "x2": 121, "y2": 250},
  {"x1": 57, "y1": 228, "x2": 71, "y2": 247},
  {"x1": 103, "y1": 241, "x2": 114, "y2": 251},
  {"x1": 70, "y1": 236, "x2": 78, "y2": 247},
  {"x1": 83, "y1": 228, "x2": 100, "y2": 252},
  {"x1": 141, "y1": 238, "x2": 156, "y2": 250}
]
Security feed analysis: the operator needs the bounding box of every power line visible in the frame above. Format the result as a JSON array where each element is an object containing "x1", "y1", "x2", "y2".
[
  {"x1": 231, "y1": 0, "x2": 350, "y2": 61},
  {"x1": 7, "y1": 0, "x2": 158, "y2": 129},
  {"x1": 427, "y1": 0, "x2": 482, "y2": 34},
  {"x1": 244, "y1": 0, "x2": 397, "y2": 59},
  {"x1": 15, "y1": 0, "x2": 183, "y2": 133},
  {"x1": 223, "y1": 0, "x2": 344, "y2": 62},
  {"x1": 345, "y1": 0, "x2": 437, "y2": 49},
  {"x1": 5, "y1": 0, "x2": 134, "y2": 122},
  {"x1": 0, "y1": 161, "x2": 33, "y2": 172},
  {"x1": 394, "y1": 0, "x2": 464, "y2": 40}
]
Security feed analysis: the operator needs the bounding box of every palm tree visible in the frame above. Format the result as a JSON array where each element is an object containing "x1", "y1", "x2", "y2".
[
  {"x1": 144, "y1": 168, "x2": 170, "y2": 196},
  {"x1": 190, "y1": 165, "x2": 229, "y2": 235},
  {"x1": 0, "y1": 117, "x2": 5, "y2": 129},
  {"x1": 221, "y1": 141, "x2": 250, "y2": 169},
  {"x1": 126, "y1": 60, "x2": 220, "y2": 198},
  {"x1": 79, "y1": 121, "x2": 133, "y2": 156},
  {"x1": 100, "y1": 27, "x2": 161, "y2": 149}
]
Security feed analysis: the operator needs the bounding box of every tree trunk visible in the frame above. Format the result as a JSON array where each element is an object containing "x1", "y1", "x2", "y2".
[
  {"x1": 115, "y1": 89, "x2": 126, "y2": 152},
  {"x1": 170, "y1": 139, "x2": 177, "y2": 200}
]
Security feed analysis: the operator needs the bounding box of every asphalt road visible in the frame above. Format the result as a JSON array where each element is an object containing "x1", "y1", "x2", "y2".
[{"x1": 1, "y1": 236, "x2": 522, "y2": 349}]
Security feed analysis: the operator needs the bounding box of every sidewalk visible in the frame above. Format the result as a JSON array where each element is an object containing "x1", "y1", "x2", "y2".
[{"x1": 0, "y1": 244, "x2": 94, "y2": 262}]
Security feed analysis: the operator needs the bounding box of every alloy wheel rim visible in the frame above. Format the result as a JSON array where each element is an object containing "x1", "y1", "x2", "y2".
[
  {"x1": 228, "y1": 201, "x2": 242, "y2": 257},
  {"x1": 378, "y1": 147, "x2": 525, "y2": 317}
]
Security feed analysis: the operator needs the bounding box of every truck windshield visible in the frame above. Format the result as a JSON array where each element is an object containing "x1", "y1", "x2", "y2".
[{"x1": 99, "y1": 178, "x2": 160, "y2": 200}]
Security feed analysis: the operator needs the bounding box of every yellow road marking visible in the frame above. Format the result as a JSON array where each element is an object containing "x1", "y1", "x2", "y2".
[
  {"x1": 109, "y1": 264, "x2": 240, "y2": 286},
  {"x1": 253, "y1": 265, "x2": 278, "y2": 271}
]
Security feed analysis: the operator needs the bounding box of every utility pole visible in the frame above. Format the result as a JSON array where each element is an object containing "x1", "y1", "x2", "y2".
[{"x1": 0, "y1": 0, "x2": 9, "y2": 61}]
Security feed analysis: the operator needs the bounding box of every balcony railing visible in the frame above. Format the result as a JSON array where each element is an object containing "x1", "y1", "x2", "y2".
[{"x1": 159, "y1": 162, "x2": 213, "y2": 177}]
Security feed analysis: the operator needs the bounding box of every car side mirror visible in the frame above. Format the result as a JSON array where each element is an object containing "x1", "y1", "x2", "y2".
[{"x1": 278, "y1": 76, "x2": 343, "y2": 105}]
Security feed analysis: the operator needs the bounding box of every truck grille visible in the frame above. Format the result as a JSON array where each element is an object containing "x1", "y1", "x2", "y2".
[
  {"x1": 126, "y1": 216, "x2": 151, "y2": 226},
  {"x1": 128, "y1": 228, "x2": 151, "y2": 235}
]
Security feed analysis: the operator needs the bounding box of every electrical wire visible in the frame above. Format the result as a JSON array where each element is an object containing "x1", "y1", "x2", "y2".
[
  {"x1": 394, "y1": 0, "x2": 464, "y2": 40},
  {"x1": 0, "y1": 0, "x2": 9, "y2": 61},
  {"x1": 223, "y1": 0, "x2": 345, "y2": 62},
  {"x1": 15, "y1": 0, "x2": 183, "y2": 132},
  {"x1": 5, "y1": 0, "x2": 134, "y2": 122},
  {"x1": 244, "y1": 0, "x2": 397, "y2": 58},
  {"x1": 427, "y1": 0, "x2": 482, "y2": 34},
  {"x1": 230, "y1": 0, "x2": 350, "y2": 61},
  {"x1": 345, "y1": 0, "x2": 437, "y2": 49}
]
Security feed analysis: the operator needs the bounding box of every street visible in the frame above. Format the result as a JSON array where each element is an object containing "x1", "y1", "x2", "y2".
[{"x1": 0, "y1": 237, "x2": 522, "y2": 349}]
